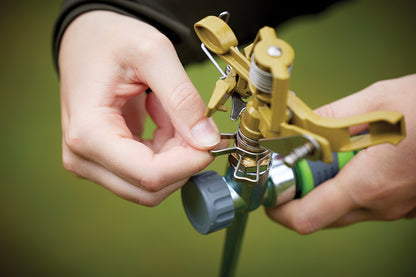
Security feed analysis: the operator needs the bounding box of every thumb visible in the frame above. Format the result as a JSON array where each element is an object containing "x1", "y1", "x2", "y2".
[{"x1": 136, "y1": 34, "x2": 220, "y2": 150}]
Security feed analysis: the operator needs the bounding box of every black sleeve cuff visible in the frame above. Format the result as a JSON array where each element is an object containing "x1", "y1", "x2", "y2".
[
  {"x1": 52, "y1": 1, "x2": 202, "y2": 72},
  {"x1": 52, "y1": 0, "x2": 347, "y2": 72}
]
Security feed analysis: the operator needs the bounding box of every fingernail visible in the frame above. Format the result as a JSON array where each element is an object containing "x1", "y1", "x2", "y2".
[{"x1": 191, "y1": 118, "x2": 220, "y2": 148}]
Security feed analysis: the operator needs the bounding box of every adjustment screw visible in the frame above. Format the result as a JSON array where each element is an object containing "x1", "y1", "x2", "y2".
[
  {"x1": 284, "y1": 142, "x2": 315, "y2": 167},
  {"x1": 267, "y1": 46, "x2": 282, "y2": 57}
]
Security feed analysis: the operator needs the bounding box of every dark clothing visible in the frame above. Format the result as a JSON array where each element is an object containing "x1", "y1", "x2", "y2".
[{"x1": 53, "y1": 0, "x2": 344, "y2": 68}]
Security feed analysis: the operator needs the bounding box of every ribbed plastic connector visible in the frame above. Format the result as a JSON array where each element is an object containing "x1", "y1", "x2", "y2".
[{"x1": 182, "y1": 171, "x2": 235, "y2": 234}]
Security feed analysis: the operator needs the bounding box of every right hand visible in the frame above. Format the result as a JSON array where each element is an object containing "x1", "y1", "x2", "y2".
[
  {"x1": 58, "y1": 11, "x2": 220, "y2": 206},
  {"x1": 266, "y1": 74, "x2": 416, "y2": 234}
]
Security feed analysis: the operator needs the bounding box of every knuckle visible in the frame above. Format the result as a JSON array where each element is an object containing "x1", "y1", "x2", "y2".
[
  {"x1": 138, "y1": 174, "x2": 166, "y2": 193},
  {"x1": 382, "y1": 205, "x2": 409, "y2": 221},
  {"x1": 366, "y1": 80, "x2": 393, "y2": 109},
  {"x1": 350, "y1": 173, "x2": 385, "y2": 205},
  {"x1": 291, "y1": 215, "x2": 319, "y2": 235},
  {"x1": 136, "y1": 32, "x2": 172, "y2": 58},
  {"x1": 315, "y1": 103, "x2": 336, "y2": 118},
  {"x1": 139, "y1": 196, "x2": 163, "y2": 208},
  {"x1": 122, "y1": 192, "x2": 163, "y2": 207},
  {"x1": 369, "y1": 79, "x2": 391, "y2": 91},
  {"x1": 64, "y1": 125, "x2": 84, "y2": 152},
  {"x1": 168, "y1": 82, "x2": 200, "y2": 114},
  {"x1": 62, "y1": 153, "x2": 83, "y2": 178},
  {"x1": 128, "y1": 190, "x2": 164, "y2": 207}
]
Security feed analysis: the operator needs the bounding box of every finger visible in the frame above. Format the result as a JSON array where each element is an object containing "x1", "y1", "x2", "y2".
[
  {"x1": 328, "y1": 201, "x2": 416, "y2": 228},
  {"x1": 65, "y1": 112, "x2": 213, "y2": 193},
  {"x1": 314, "y1": 82, "x2": 384, "y2": 118},
  {"x1": 146, "y1": 91, "x2": 173, "y2": 130},
  {"x1": 133, "y1": 34, "x2": 220, "y2": 150},
  {"x1": 62, "y1": 143, "x2": 185, "y2": 207},
  {"x1": 314, "y1": 82, "x2": 388, "y2": 134},
  {"x1": 266, "y1": 172, "x2": 356, "y2": 235},
  {"x1": 317, "y1": 74, "x2": 416, "y2": 120},
  {"x1": 144, "y1": 91, "x2": 174, "y2": 152},
  {"x1": 326, "y1": 208, "x2": 374, "y2": 228},
  {"x1": 405, "y1": 208, "x2": 416, "y2": 219},
  {"x1": 122, "y1": 92, "x2": 147, "y2": 140}
]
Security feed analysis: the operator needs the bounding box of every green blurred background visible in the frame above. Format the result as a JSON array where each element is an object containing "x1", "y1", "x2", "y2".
[{"x1": 1, "y1": 0, "x2": 415, "y2": 276}]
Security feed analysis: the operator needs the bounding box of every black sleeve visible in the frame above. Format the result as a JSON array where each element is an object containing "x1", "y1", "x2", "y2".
[{"x1": 52, "y1": 0, "x2": 345, "y2": 69}]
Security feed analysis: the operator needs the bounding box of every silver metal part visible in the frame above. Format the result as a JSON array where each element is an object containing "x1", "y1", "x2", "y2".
[
  {"x1": 211, "y1": 132, "x2": 268, "y2": 159},
  {"x1": 200, "y1": 11, "x2": 232, "y2": 79},
  {"x1": 236, "y1": 129, "x2": 263, "y2": 153},
  {"x1": 259, "y1": 134, "x2": 321, "y2": 163},
  {"x1": 249, "y1": 56, "x2": 273, "y2": 93},
  {"x1": 283, "y1": 139, "x2": 319, "y2": 167},
  {"x1": 265, "y1": 154, "x2": 296, "y2": 207},
  {"x1": 267, "y1": 46, "x2": 282, "y2": 57},
  {"x1": 211, "y1": 131, "x2": 271, "y2": 185},
  {"x1": 232, "y1": 153, "x2": 270, "y2": 185},
  {"x1": 218, "y1": 11, "x2": 230, "y2": 23},
  {"x1": 225, "y1": 64, "x2": 232, "y2": 75},
  {"x1": 232, "y1": 130, "x2": 271, "y2": 184},
  {"x1": 201, "y1": 43, "x2": 227, "y2": 78},
  {"x1": 230, "y1": 94, "x2": 246, "y2": 121},
  {"x1": 227, "y1": 182, "x2": 245, "y2": 212},
  {"x1": 224, "y1": 164, "x2": 269, "y2": 213}
]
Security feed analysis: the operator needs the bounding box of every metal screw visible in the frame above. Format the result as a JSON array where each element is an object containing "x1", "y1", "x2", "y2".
[
  {"x1": 284, "y1": 142, "x2": 315, "y2": 167},
  {"x1": 267, "y1": 46, "x2": 282, "y2": 57}
]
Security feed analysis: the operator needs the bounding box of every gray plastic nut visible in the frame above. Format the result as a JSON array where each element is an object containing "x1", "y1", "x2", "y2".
[{"x1": 181, "y1": 171, "x2": 235, "y2": 234}]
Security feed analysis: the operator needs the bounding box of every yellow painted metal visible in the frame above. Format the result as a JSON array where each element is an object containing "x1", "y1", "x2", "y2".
[
  {"x1": 285, "y1": 92, "x2": 405, "y2": 152},
  {"x1": 195, "y1": 16, "x2": 250, "y2": 80},
  {"x1": 195, "y1": 15, "x2": 406, "y2": 163},
  {"x1": 240, "y1": 97, "x2": 263, "y2": 140},
  {"x1": 249, "y1": 27, "x2": 294, "y2": 133},
  {"x1": 205, "y1": 69, "x2": 237, "y2": 117}
]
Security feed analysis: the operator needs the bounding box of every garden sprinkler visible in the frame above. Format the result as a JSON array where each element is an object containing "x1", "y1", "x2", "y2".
[{"x1": 181, "y1": 12, "x2": 405, "y2": 277}]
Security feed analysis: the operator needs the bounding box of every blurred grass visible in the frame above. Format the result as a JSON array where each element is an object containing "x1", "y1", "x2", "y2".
[{"x1": 0, "y1": 0, "x2": 415, "y2": 276}]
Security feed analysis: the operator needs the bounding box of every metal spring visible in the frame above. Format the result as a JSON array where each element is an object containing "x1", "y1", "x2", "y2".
[
  {"x1": 249, "y1": 54, "x2": 293, "y2": 94},
  {"x1": 225, "y1": 64, "x2": 232, "y2": 75},
  {"x1": 236, "y1": 129, "x2": 263, "y2": 153},
  {"x1": 249, "y1": 56, "x2": 273, "y2": 93}
]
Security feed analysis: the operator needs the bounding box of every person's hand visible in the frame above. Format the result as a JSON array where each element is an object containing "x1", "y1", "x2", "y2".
[
  {"x1": 58, "y1": 11, "x2": 220, "y2": 206},
  {"x1": 266, "y1": 74, "x2": 416, "y2": 234}
]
